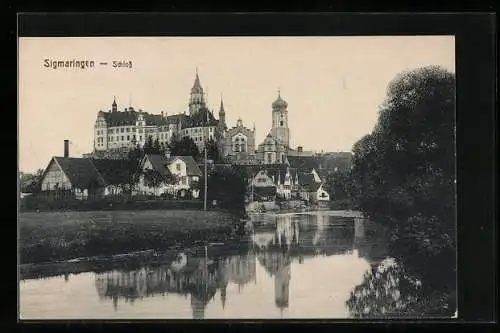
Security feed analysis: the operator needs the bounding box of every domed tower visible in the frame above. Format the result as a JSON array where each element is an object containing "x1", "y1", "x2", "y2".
[
  {"x1": 270, "y1": 90, "x2": 290, "y2": 155},
  {"x1": 189, "y1": 69, "x2": 206, "y2": 115}
]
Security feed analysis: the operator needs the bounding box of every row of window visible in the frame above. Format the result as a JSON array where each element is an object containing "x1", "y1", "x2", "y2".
[
  {"x1": 106, "y1": 125, "x2": 176, "y2": 135},
  {"x1": 184, "y1": 127, "x2": 214, "y2": 135}
]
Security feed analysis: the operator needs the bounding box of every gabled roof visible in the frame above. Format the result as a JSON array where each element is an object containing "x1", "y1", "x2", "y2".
[
  {"x1": 168, "y1": 156, "x2": 203, "y2": 177},
  {"x1": 52, "y1": 157, "x2": 104, "y2": 188},
  {"x1": 91, "y1": 158, "x2": 134, "y2": 185},
  {"x1": 143, "y1": 154, "x2": 172, "y2": 177}
]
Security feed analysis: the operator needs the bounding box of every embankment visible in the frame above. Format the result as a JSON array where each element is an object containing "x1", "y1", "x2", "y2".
[{"x1": 18, "y1": 209, "x2": 244, "y2": 265}]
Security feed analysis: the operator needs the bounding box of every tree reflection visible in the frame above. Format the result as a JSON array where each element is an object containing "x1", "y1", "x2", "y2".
[{"x1": 346, "y1": 258, "x2": 454, "y2": 318}]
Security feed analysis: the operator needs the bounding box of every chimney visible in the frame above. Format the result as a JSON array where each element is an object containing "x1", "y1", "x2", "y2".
[
  {"x1": 64, "y1": 140, "x2": 69, "y2": 157},
  {"x1": 297, "y1": 146, "x2": 303, "y2": 153},
  {"x1": 161, "y1": 111, "x2": 164, "y2": 118}
]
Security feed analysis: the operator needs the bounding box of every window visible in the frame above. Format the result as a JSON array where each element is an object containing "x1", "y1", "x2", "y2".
[
  {"x1": 138, "y1": 129, "x2": 143, "y2": 134},
  {"x1": 182, "y1": 177, "x2": 187, "y2": 185},
  {"x1": 267, "y1": 153, "x2": 272, "y2": 163},
  {"x1": 121, "y1": 136, "x2": 124, "y2": 141},
  {"x1": 176, "y1": 163, "x2": 181, "y2": 171},
  {"x1": 126, "y1": 128, "x2": 130, "y2": 132},
  {"x1": 139, "y1": 136, "x2": 142, "y2": 141},
  {"x1": 127, "y1": 135, "x2": 130, "y2": 140},
  {"x1": 132, "y1": 128, "x2": 136, "y2": 132},
  {"x1": 109, "y1": 129, "x2": 114, "y2": 134},
  {"x1": 280, "y1": 121, "x2": 284, "y2": 126},
  {"x1": 121, "y1": 128, "x2": 124, "y2": 133}
]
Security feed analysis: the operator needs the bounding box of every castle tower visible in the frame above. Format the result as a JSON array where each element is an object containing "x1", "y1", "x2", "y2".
[
  {"x1": 270, "y1": 89, "x2": 290, "y2": 149},
  {"x1": 189, "y1": 69, "x2": 206, "y2": 115}
]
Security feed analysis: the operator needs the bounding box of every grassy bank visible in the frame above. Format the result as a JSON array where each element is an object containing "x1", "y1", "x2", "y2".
[
  {"x1": 19, "y1": 194, "x2": 204, "y2": 212},
  {"x1": 18, "y1": 209, "x2": 243, "y2": 265}
]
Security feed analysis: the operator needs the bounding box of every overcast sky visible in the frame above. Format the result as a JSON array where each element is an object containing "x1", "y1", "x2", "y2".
[{"x1": 19, "y1": 36, "x2": 455, "y2": 173}]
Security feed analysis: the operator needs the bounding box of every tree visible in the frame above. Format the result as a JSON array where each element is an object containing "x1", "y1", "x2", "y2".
[
  {"x1": 350, "y1": 66, "x2": 456, "y2": 301},
  {"x1": 205, "y1": 138, "x2": 220, "y2": 162},
  {"x1": 197, "y1": 166, "x2": 246, "y2": 215},
  {"x1": 169, "y1": 136, "x2": 200, "y2": 160},
  {"x1": 143, "y1": 135, "x2": 154, "y2": 154},
  {"x1": 152, "y1": 138, "x2": 161, "y2": 155}
]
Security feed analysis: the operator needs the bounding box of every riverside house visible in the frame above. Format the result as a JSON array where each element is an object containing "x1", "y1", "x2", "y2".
[
  {"x1": 137, "y1": 154, "x2": 202, "y2": 198},
  {"x1": 38, "y1": 156, "x2": 133, "y2": 199}
]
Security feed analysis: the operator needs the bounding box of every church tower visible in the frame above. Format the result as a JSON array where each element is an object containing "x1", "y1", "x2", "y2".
[
  {"x1": 270, "y1": 90, "x2": 290, "y2": 149},
  {"x1": 189, "y1": 69, "x2": 206, "y2": 115},
  {"x1": 218, "y1": 95, "x2": 227, "y2": 132}
]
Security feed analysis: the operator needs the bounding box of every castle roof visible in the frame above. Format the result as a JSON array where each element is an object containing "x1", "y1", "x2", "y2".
[
  {"x1": 101, "y1": 109, "x2": 168, "y2": 127},
  {"x1": 184, "y1": 107, "x2": 219, "y2": 128}
]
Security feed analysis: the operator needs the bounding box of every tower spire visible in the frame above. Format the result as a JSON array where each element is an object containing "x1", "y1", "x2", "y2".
[
  {"x1": 112, "y1": 96, "x2": 117, "y2": 112},
  {"x1": 220, "y1": 92, "x2": 224, "y2": 111}
]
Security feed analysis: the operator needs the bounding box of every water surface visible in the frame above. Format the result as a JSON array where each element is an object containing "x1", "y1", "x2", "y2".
[{"x1": 20, "y1": 211, "x2": 415, "y2": 319}]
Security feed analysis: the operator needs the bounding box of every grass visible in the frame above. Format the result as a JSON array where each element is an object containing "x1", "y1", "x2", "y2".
[{"x1": 18, "y1": 209, "x2": 243, "y2": 265}]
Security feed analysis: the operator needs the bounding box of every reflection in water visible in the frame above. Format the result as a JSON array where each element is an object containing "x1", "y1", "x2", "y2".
[{"x1": 21, "y1": 211, "x2": 453, "y2": 319}]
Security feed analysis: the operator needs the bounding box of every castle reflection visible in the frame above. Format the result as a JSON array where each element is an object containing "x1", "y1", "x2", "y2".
[{"x1": 94, "y1": 213, "x2": 387, "y2": 318}]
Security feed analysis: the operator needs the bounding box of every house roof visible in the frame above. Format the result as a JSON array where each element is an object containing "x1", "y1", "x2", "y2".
[
  {"x1": 52, "y1": 157, "x2": 104, "y2": 188},
  {"x1": 287, "y1": 155, "x2": 320, "y2": 172},
  {"x1": 91, "y1": 158, "x2": 134, "y2": 185},
  {"x1": 144, "y1": 154, "x2": 172, "y2": 177},
  {"x1": 306, "y1": 182, "x2": 322, "y2": 192},
  {"x1": 168, "y1": 156, "x2": 203, "y2": 177}
]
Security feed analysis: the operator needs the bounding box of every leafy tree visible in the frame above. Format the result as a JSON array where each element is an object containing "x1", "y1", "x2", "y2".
[
  {"x1": 143, "y1": 135, "x2": 154, "y2": 154},
  {"x1": 350, "y1": 66, "x2": 456, "y2": 300},
  {"x1": 142, "y1": 169, "x2": 176, "y2": 189},
  {"x1": 169, "y1": 136, "x2": 200, "y2": 160},
  {"x1": 198, "y1": 166, "x2": 246, "y2": 215},
  {"x1": 205, "y1": 138, "x2": 220, "y2": 162},
  {"x1": 152, "y1": 138, "x2": 161, "y2": 155},
  {"x1": 324, "y1": 170, "x2": 354, "y2": 202}
]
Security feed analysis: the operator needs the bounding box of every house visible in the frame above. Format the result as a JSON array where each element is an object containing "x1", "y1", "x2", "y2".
[
  {"x1": 137, "y1": 154, "x2": 203, "y2": 198},
  {"x1": 296, "y1": 170, "x2": 330, "y2": 204},
  {"x1": 166, "y1": 155, "x2": 203, "y2": 198},
  {"x1": 250, "y1": 170, "x2": 277, "y2": 202},
  {"x1": 39, "y1": 156, "x2": 133, "y2": 199}
]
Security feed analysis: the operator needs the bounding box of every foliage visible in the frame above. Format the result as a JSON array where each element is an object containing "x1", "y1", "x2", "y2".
[
  {"x1": 169, "y1": 136, "x2": 200, "y2": 160},
  {"x1": 198, "y1": 167, "x2": 247, "y2": 215},
  {"x1": 205, "y1": 138, "x2": 220, "y2": 162},
  {"x1": 346, "y1": 258, "x2": 455, "y2": 318},
  {"x1": 142, "y1": 168, "x2": 176, "y2": 189},
  {"x1": 350, "y1": 66, "x2": 456, "y2": 298},
  {"x1": 324, "y1": 170, "x2": 354, "y2": 201}
]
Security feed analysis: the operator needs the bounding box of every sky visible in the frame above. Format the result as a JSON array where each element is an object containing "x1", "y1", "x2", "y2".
[{"x1": 18, "y1": 36, "x2": 455, "y2": 174}]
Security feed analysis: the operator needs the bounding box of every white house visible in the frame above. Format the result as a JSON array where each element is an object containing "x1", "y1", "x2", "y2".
[{"x1": 137, "y1": 154, "x2": 202, "y2": 198}]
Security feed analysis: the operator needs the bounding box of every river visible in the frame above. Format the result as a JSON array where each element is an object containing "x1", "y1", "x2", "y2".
[{"x1": 19, "y1": 210, "x2": 454, "y2": 319}]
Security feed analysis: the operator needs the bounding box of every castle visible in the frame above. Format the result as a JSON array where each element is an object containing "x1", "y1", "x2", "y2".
[{"x1": 92, "y1": 70, "x2": 294, "y2": 165}]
